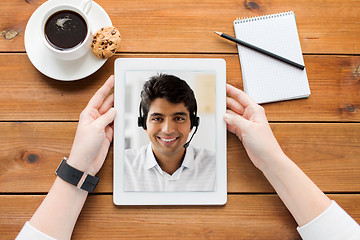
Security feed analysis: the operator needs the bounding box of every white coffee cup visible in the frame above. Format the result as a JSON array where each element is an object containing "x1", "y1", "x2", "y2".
[{"x1": 40, "y1": 0, "x2": 93, "y2": 60}]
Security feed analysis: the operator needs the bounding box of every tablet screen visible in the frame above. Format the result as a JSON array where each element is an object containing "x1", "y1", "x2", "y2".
[{"x1": 123, "y1": 71, "x2": 216, "y2": 192}]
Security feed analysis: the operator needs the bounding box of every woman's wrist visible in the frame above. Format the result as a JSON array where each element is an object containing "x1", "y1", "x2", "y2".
[
  {"x1": 66, "y1": 155, "x2": 97, "y2": 176},
  {"x1": 257, "y1": 149, "x2": 289, "y2": 175}
]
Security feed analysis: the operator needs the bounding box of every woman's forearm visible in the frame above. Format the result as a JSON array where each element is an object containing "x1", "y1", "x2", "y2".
[
  {"x1": 29, "y1": 177, "x2": 88, "y2": 240},
  {"x1": 261, "y1": 153, "x2": 332, "y2": 227}
]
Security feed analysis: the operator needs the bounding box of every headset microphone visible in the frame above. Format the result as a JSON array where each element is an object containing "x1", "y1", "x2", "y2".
[{"x1": 183, "y1": 120, "x2": 199, "y2": 148}]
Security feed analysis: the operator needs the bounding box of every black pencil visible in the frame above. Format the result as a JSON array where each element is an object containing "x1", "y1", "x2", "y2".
[{"x1": 214, "y1": 31, "x2": 305, "y2": 70}]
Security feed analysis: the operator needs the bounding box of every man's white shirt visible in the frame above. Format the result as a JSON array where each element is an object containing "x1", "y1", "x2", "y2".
[{"x1": 124, "y1": 144, "x2": 216, "y2": 192}]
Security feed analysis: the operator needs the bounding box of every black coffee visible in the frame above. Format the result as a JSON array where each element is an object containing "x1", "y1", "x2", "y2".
[{"x1": 44, "y1": 10, "x2": 87, "y2": 51}]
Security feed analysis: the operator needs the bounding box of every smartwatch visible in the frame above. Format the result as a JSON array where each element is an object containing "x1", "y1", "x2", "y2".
[{"x1": 55, "y1": 157, "x2": 100, "y2": 192}]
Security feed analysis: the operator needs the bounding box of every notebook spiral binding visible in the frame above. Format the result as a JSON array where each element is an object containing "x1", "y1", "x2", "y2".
[{"x1": 234, "y1": 11, "x2": 293, "y2": 24}]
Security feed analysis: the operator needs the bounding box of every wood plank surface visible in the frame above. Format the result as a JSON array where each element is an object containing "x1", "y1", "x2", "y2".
[
  {"x1": 1, "y1": 194, "x2": 359, "y2": 240},
  {"x1": 1, "y1": 0, "x2": 359, "y2": 239},
  {"x1": 0, "y1": 0, "x2": 359, "y2": 54},
  {"x1": 0, "y1": 54, "x2": 359, "y2": 122},
  {"x1": 1, "y1": 122, "x2": 359, "y2": 193}
]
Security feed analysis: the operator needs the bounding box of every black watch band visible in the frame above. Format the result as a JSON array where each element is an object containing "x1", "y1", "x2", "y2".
[{"x1": 55, "y1": 157, "x2": 100, "y2": 192}]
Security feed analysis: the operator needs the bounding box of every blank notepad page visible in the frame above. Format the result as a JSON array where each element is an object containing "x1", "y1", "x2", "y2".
[{"x1": 234, "y1": 11, "x2": 310, "y2": 104}]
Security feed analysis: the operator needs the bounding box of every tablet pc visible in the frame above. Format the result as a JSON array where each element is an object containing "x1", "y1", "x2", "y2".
[{"x1": 113, "y1": 58, "x2": 226, "y2": 205}]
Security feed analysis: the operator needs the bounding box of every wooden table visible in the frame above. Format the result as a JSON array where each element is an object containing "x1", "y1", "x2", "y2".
[{"x1": 1, "y1": 0, "x2": 359, "y2": 239}]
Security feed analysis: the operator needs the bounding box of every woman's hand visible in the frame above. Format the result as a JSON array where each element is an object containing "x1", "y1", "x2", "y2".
[
  {"x1": 67, "y1": 75, "x2": 117, "y2": 175},
  {"x1": 223, "y1": 84, "x2": 284, "y2": 171}
]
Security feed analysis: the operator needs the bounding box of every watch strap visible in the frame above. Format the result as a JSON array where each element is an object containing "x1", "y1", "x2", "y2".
[
  {"x1": 55, "y1": 157, "x2": 100, "y2": 192},
  {"x1": 81, "y1": 174, "x2": 100, "y2": 192}
]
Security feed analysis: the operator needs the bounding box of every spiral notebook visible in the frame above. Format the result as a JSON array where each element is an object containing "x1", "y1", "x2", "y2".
[{"x1": 234, "y1": 11, "x2": 310, "y2": 104}]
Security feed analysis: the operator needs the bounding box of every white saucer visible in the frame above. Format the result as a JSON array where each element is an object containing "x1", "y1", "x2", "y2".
[{"x1": 24, "y1": 0, "x2": 112, "y2": 81}]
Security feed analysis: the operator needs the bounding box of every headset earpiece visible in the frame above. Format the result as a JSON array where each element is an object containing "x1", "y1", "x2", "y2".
[
  {"x1": 138, "y1": 103, "x2": 147, "y2": 130},
  {"x1": 190, "y1": 99, "x2": 200, "y2": 129},
  {"x1": 190, "y1": 116, "x2": 200, "y2": 129},
  {"x1": 194, "y1": 116, "x2": 200, "y2": 127},
  {"x1": 184, "y1": 101, "x2": 200, "y2": 148},
  {"x1": 137, "y1": 116, "x2": 145, "y2": 129}
]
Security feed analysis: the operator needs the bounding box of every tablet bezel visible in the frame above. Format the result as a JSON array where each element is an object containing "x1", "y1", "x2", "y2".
[{"x1": 113, "y1": 58, "x2": 227, "y2": 205}]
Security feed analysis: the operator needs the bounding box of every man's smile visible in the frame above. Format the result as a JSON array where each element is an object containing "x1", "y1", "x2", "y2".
[{"x1": 157, "y1": 136, "x2": 180, "y2": 145}]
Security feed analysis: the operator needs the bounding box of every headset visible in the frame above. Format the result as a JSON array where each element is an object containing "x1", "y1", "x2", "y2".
[{"x1": 138, "y1": 101, "x2": 200, "y2": 148}]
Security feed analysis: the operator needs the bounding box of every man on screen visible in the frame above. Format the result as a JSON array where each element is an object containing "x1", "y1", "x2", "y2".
[{"x1": 125, "y1": 73, "x2": 216, "y2": 192}]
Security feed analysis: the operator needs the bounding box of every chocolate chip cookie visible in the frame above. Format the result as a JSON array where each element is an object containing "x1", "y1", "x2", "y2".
[{"x1": 91, "y1": 26, "x2": 121, "y2": 59}]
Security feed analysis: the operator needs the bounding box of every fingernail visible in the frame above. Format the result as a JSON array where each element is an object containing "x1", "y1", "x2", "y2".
[{"x1": 109, "y1": 108, "x2": 116, "y2": 115}]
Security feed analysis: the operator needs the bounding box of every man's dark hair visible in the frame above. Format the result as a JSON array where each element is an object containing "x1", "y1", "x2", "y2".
[{"x1": 139, "y1": 73, "x2": 197, "y2": 129}]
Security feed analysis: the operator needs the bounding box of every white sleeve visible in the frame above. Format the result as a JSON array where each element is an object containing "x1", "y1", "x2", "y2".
[
  {"x1": 297, "y1": 200, "x2": 360, "y2": 240},
  {"x1": 16, "y1": 222, "x2": 56, "y2": 240}
]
